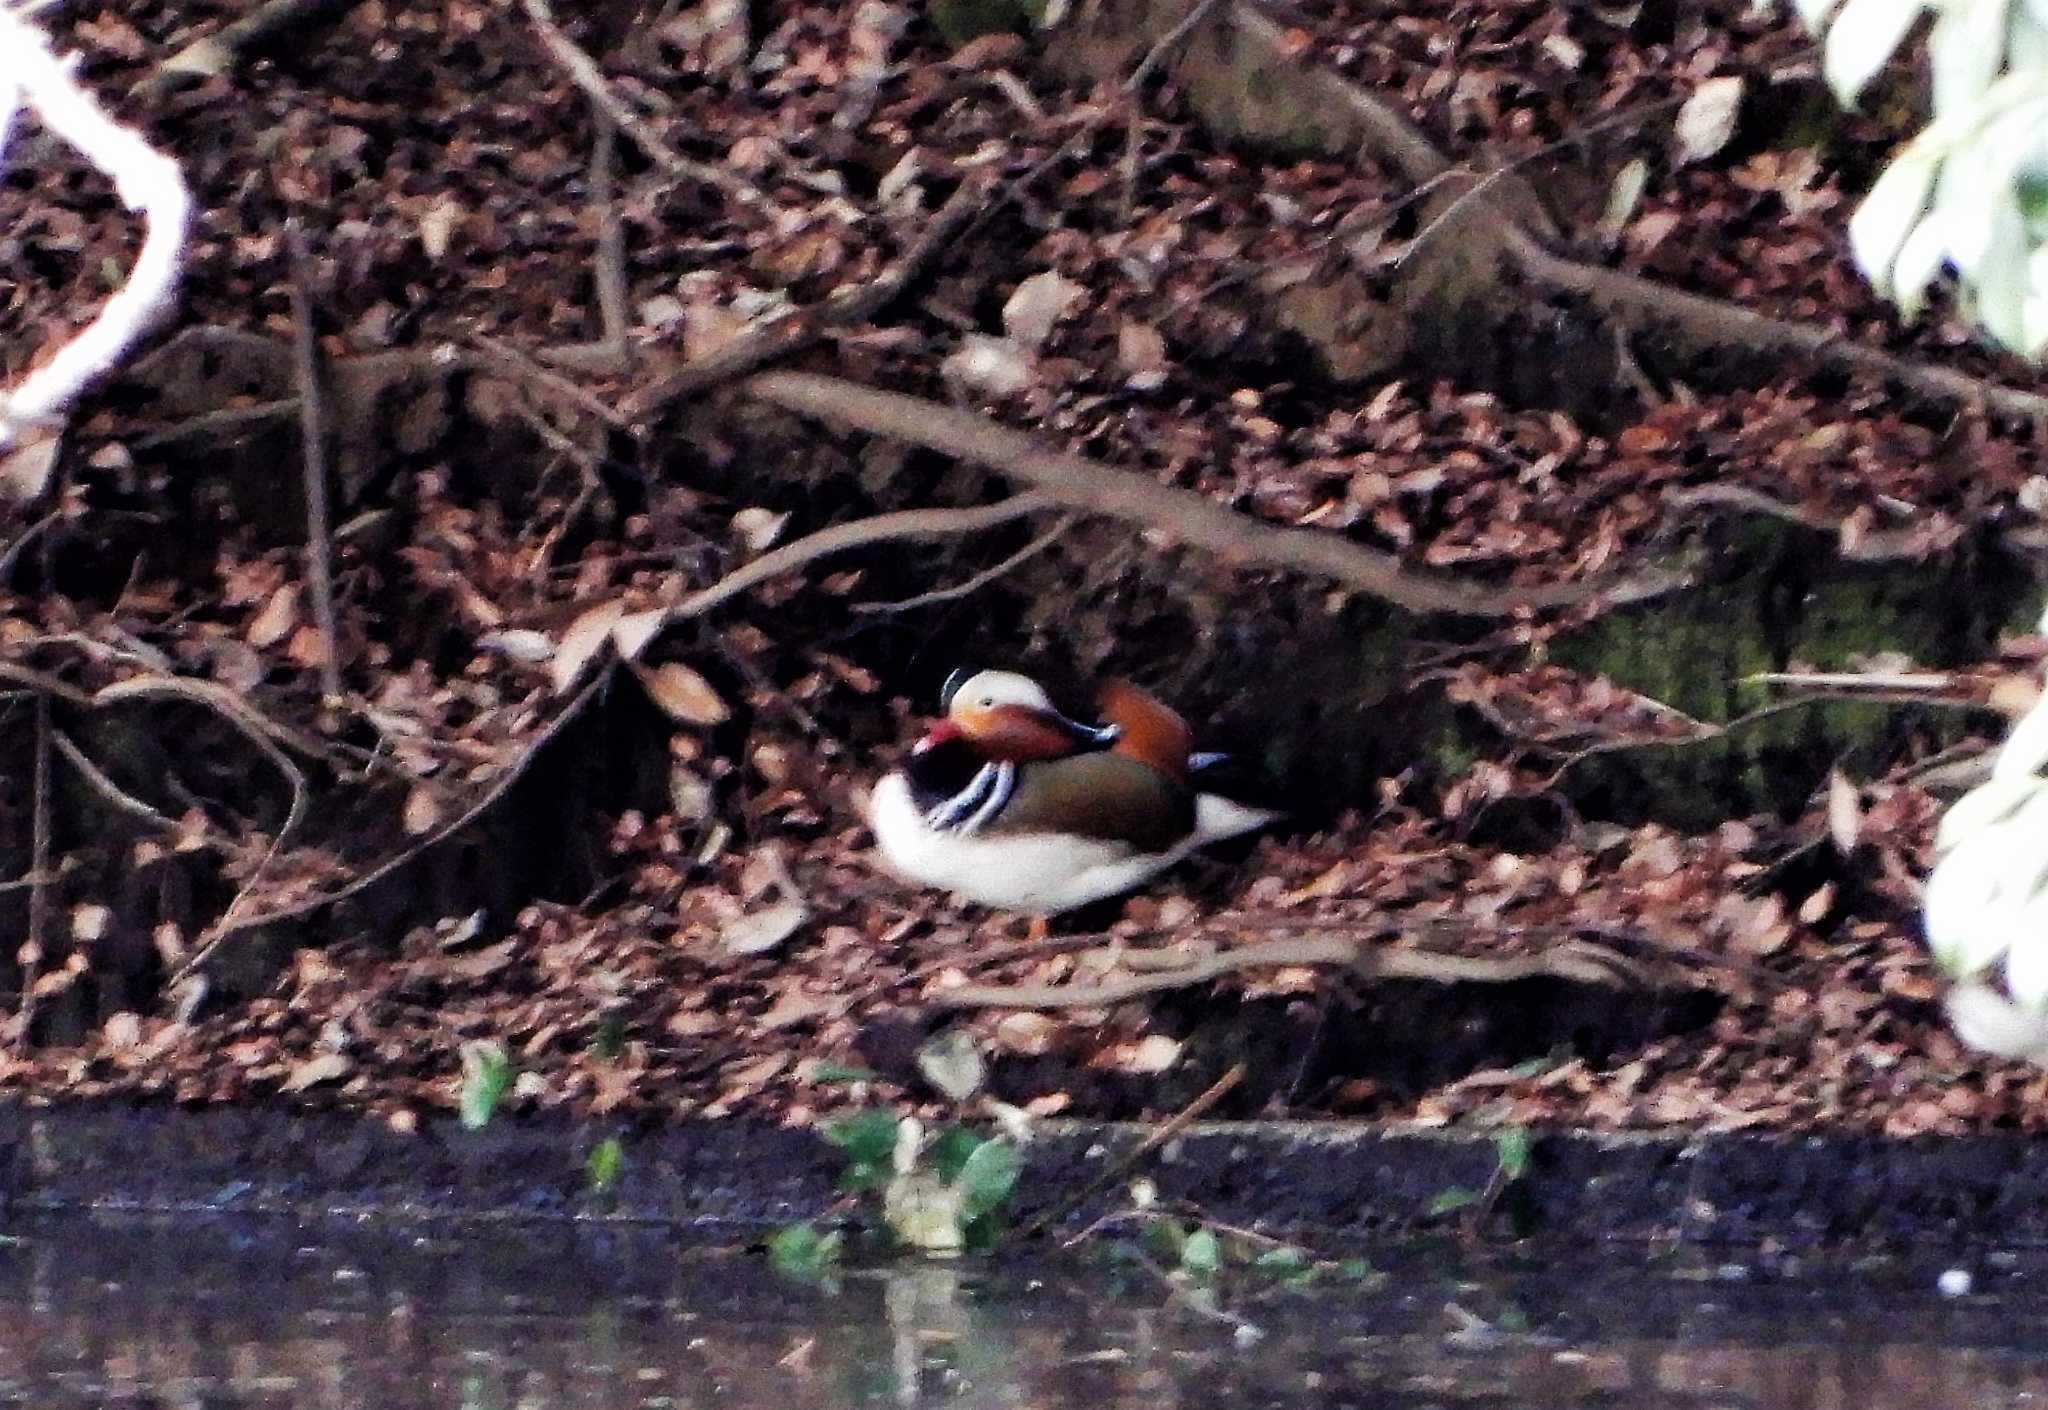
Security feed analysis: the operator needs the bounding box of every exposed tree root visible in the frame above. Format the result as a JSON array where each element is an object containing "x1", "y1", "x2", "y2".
[
  {"x1": 929, "y1": 933, "x2": 1651, "y2": 1010},
  {"x1": 1102, "y1": 0, "x2": 2048, "y2": 424},
  {"x1": 745, "y1": 370, "x2": 1691, "y2": 618}
]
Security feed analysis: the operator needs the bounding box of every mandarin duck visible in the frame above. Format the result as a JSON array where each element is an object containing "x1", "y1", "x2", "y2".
[
  {"x1": 868, "y1": 669, "x2": 1283, "y2": 914},
  {"x1": 1924, "y1": 621, "x2": 2048, "y2": 1063}
]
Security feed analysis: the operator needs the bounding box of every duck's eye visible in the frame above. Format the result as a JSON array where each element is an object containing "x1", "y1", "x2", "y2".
[{"x1": 978, "y1": 696, "x2": 994, "y2": 708}]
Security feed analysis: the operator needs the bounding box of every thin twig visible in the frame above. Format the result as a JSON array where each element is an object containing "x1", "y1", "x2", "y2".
[
  {"x1": 0, "y1": 511, "x2": 59, "y2": 580},
  {"x1": 1118, "y1": 5, "x2": 1205, "y2": 226},
  {"x1": 745, "y1": 372, "x2": 1689, "y2": 618},
  {"x1": 590, "y1": 118, "x2": 631, "y2": 351},
  {"x1": 285, "y1": 223, "x2": 344, "y2": 699},
  {"x1": 467, "y1": 334, "x2": 627, "y2": 427},
  {"x1": 0, "y1": 660, "x2": 91, "y2": 708},
  {"x1": 93, "y1": 674, "x2": 356, "y2": 771},
  {"x1": 853, "y1": 513, "x2": 1074, "y2": 613},
  {"x1": 170, "y1": 668, "x2": 610, "y2": 977},
  {"x1": 1127, "y1": 0, "x2": 1225, "y2": 92},
  {"x1": 52, "y1": 729, "x2": 180, "y2": 831},
  {"x1": 653, "y1": 494, "x2": 1053, "y2": 630},
  {"x1": 623, "y1": 167, "x2": 998, "y2": 417},
  {"x1": 1395, "y1": 96, "x2": 1687, "y2": 271},
  {"x1": 16, "y1": 695, "x2": 51, "y2": 1047},
  {"x1": 1017, "y1": 1063, "x2": 1244, "y2": 1239},
  {"x1": 518, "y1": 0, "x2": 777, "y2": 217}
]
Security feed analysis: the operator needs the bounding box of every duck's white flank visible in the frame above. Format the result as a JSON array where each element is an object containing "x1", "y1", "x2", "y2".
[{"x1": 867, "y1": 773, "x2": 1280, "y2": 915}]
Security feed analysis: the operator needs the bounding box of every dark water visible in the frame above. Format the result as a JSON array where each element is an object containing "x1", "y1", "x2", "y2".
[{"x1": 0, "y1": 1211, "x2": 2045, "y2": 1408}]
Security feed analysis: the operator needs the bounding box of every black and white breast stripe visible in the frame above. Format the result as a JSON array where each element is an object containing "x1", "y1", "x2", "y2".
[{"x1": 924, "y1": 760, "x2": 1016, "y2": 835}]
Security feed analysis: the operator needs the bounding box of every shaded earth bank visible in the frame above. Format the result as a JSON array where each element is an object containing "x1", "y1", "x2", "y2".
[{"x1": 4, "y1": 0, "x2": 2048, "y2": 1168}]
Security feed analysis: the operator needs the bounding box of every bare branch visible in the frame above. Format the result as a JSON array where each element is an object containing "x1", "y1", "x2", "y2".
[
  {"x1": 744, "y1": 372, "x2": 1688, "y2": 618},
  {"x1": 655, "y1": 494, "x2": 1054, "y2": 630},
  {"x1": 517, "y1": 0, "x2": 779, "y2": 218},
  {"x1": 15, "y1": 695, "x2": 51, "y2": 1047},
  {"x1": 928, "y1": 934, "x2": 1646, "y2": 1010},
  {"x1": 853, "y1": 513, "x2": 1075, "y2": 614},
  {"x1": 52, "y1": 730, "x2": 180, "y2": 831},
  {"x1": 590, "y1": 119, "x2": 631, "y2": 351},
  {"x1": 285, "y1": 224, "x2": 345, "y2": 699}
]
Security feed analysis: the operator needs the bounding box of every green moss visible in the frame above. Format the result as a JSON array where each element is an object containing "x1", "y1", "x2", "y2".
[
  {"x1": 1547, "y1": 529, "x2": 2038, "y2": 827},
  {"x1": 929, "y1": 0, "x2": 1041, "y2": 46}
]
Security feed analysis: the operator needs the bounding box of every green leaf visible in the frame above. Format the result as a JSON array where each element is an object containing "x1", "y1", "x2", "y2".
[
  {"x1": 592, "y1": 1018, "x2": 625, "y2": 1062},
  {"x1": 1179, "y1": 1228, "x2": 1221, "y2": 1278},
  {"x1": 1334, "y1": 1257, "x2": 1374, "y2": 1281},
  {"x1": 458, "y1": 1042, "x2": 512, "y2": 1131},
  {"x1": 1426, "y1": 1186, "x2": 1481, "y2": 1217},
  {"x1": 1253, "y1": 1247, "x2": 1308, "y2": 1275},
  {"x1": 954, "y1": 1140, "x2": 1022, "y2": 1224},
  {"x1": 962, "y1": 1210, "x2": 1009, "y2": 1255},
  {"x1": 1493, "y1": 1126, "x2": 1532, "y2": 1181},
  {"x1": 1254, "y1": 1246, "x2": 1317, "y2": 1286},
  {"x1": 586, "y1": 1137, "x2": 623, "y2": 1196},
  {"x1": 823, "y1": 1110, "x2": 901, "y2": 1192},
  {"x1": 824, "y1": 1110, "x2": 899, "y2": 1162},
  {"x1": 928, "y1": 1127, "x2": 986, "y2": 1184},
  {"x1": 808, "y1": 1062, "x2": 881, "y2": 1085},
  {"x1": 767, "y1": 1223, "x2": 842, "y2": 1283},
  {"x1": 1141, "y1": 1218, "x2": 1187, "y2": 1260}
]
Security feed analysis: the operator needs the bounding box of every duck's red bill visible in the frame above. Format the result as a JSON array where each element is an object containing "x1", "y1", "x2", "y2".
[{"x1": 912, "y1": 719, "x2": 962, "y2": 753}]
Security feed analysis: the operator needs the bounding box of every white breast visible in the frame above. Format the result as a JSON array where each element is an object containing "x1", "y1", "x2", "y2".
[{"x1": 867, "y1": 772, "x2": 1191, "y2": 914}]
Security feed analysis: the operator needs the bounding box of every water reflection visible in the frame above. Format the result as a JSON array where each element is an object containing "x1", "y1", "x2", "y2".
[{"x1": 0, "y1": 1213, "x2": 2042, "y2": 1408}]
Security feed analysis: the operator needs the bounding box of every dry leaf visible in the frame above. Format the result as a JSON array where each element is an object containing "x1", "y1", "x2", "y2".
[
  {"x1": 1798, "y1": 883, "x2": 1835, "y2": 925},
  {"x1": 633, "y1": 660, "x2": 730, "y2": 725},
  {"x1": 732, "y1": 507, "x2": 788, "y2": 552},
  {"x1": 916, "y1": 1028, "x2": 985, "y2": 1100},
  {"x1": 993, "y1": 1011, "x2": 1059, "y2": 1055},
  {"x1": 942, "y1": 334, "x2": 1035, "y2": 396},
  {"x1": 480, "y1": 628, "x2": 553, "y2": 664},
  {"x1": 417, "y1": 197, "x2": 465, "y2": 259},
  {"x1": 1827, "y1": 769, "x2": 1862, "y2": 855},
  {"x1": 1117, "y1": 1034, "x2": 1183, "y2": 1074},
  {"x1": 610, "y1": 608, "x2": 668, "y2": 664},
  {"x1": 248, "y1": 584, "x2": 300, "y2": 648},
  {"x1": 285, "y1": 623, "x2": 332, "y2": 669},
  {"x1": 280, "y1": 1052, "x2": 355, "y2": 1092},
  {"x1": 551, "y1": 599, "x2": 625, "y2": 693},
  {"x1": 2, "y1": 427, "x2": 64, "y2": 501},
  {"x1": 402, "y1": 785, "x2": 441, "y2": 835},
  {"x1": 1675, "y1": 77, "x2": 1743, "y2": 165},
  {"x1": 721, "y1": 898, "x2": 808, "y2": 955},
  {"x1": 1002, "y1": 271, "x2": 1085, "y2": 349}
]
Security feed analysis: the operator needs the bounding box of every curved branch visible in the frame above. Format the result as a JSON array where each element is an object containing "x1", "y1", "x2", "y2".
[{"x1": 745, "y1": 371, "x2": 1688, "y2": 618}]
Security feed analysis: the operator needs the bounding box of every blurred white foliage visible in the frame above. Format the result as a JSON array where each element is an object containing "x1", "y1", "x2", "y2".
[
  {"x1": 1796, "y1": 0, "x2": 2048, "y2": 354},
  {"x1": 1923, "y1": 605, "x2": 2048, "y2": 1062},
  {"x1": 0, "y1": 6, "x2": 191, "y2": 451}
]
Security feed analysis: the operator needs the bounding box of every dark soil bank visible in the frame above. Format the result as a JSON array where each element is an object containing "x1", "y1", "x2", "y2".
[{"x1": 10, "y1": 1105, "x2": 2048, "y2": 1247}]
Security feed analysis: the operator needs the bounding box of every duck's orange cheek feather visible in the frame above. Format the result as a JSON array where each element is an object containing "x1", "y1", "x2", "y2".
[{"x1": 972, "y1": 707, "x2": 1086, "y2": 761}]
